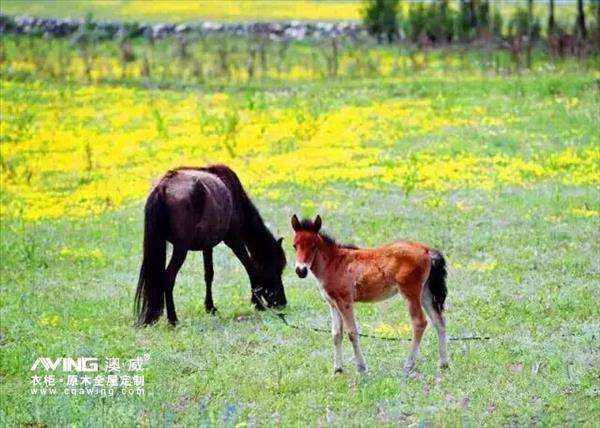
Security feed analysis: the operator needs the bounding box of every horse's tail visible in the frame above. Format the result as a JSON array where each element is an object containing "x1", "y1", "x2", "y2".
[
  {"x1": 427, "y1": 249, "x2": 447, "y2": 314},
  {"x1": 134, "y1": 186, "x2": 168, "y2": 325}
]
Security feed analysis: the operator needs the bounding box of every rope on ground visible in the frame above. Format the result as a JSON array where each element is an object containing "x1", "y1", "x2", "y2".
[
  {"x1": 272, "y1": 310, "x2": 492, "y2": 342},
  {"x1": 252, "y1": 290, "x2": 492, "y2": 342}
]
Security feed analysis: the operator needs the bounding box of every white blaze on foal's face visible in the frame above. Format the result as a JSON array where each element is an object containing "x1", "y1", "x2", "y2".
[
  {"x1": 290, "y1": 214, "x2": 322, "y2": 278},
  {"x1": 292, "y1": 232, "x2": 319, "y2": 278}
]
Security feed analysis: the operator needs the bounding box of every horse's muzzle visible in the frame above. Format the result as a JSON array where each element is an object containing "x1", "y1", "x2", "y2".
[
  {"x1": 295, "y1": 266, "x2": 308, "y2": 278},
  {"x1": 273, "y1": 301, "x2": 287, "y2": 309}
]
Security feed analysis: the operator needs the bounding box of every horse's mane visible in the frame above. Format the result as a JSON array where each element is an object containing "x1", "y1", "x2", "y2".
[
  {"x1": 198, "y1": 164, "x2": 287, "y2": 273},
  {"x1": 295, "y1": 218, "x2": 358, "y2": 250}
]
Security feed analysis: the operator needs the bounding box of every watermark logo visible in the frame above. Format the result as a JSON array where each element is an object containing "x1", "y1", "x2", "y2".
[
  {"x1": 31, "y1": 357, "x2": 99, "y2": 372},
  {"x1": 29, "y1": 354, "x2": 149, "y2": 397}
]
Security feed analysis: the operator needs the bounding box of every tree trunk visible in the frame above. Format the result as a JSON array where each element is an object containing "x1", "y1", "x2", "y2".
[
  {"x1": 526, "y1": 0, "x2": 534, "y2": 68},
  {"x1": 597, "y1": 1, "x2": 600, "y2": 50},
  {"x1": 548, "y1": 0, "x2": 555, "y2": 35},
  {"x1": 469, "y1": 0, "x2": 477, "y2": 29},
  {"x1": 575, "y1": 0, "x2": 587, "y2": 39}
]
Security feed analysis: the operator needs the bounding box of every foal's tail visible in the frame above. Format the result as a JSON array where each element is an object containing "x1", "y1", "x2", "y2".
[
  {"x1": 134, "y1": 186, "x2": 168, "y2": 325},
  {"x1": 427, "y1": 249, "x2": 448, "y2": 314}
]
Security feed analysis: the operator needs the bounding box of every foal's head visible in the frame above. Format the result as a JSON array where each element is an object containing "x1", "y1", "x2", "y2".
[{"x1": 291, "y1": 214, "x2": 322, "y2": 278}]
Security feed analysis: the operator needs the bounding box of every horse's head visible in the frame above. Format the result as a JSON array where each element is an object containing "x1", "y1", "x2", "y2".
[
  {"x1": 252, "y1": 236, "x2": 287, "y2": 309},
  {"x1": 291, "y1": 214, "x2": 322, "y2": 279}
]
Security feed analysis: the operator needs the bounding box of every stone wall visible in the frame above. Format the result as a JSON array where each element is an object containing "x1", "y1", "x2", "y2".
[{"x1": 0, "y1": 14, "x2": 365, "y2": 40}]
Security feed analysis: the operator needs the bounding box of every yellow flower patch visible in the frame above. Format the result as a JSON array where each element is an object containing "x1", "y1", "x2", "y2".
[{"x1": 1, "y1": 79, "x2": 598, "y2": 221}]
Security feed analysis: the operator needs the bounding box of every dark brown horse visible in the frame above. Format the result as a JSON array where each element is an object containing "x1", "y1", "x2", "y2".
[{"x1": 135, "y1": 164, "x2": 287, "y2": 326}]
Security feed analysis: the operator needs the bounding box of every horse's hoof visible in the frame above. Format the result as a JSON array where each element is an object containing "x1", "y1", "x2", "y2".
[
  {"x1": 334, "y1": 367, "x2": 343, "y2": 374},
  {"x1": 440, "y1": 361, "x2": 449, "y2": 370},
  {"x1": 403, "y1": 362, "x2": 415, "y2": 375},
  {"x1": 205, "y1": 306, "x2": 218, "y2": 315},
  {"x1": 357, "y1": 364, "x2": 367, "y2": 374},
  {"x1": 168, "y1": 319, "x2": 179, "y2": 327}
]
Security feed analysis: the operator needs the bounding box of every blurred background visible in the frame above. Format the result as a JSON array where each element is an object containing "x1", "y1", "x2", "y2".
[{"x1": 1, "y1": 0, "x2": 598, "y2": 85}]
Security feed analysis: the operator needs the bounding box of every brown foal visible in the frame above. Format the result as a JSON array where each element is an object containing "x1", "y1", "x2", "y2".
[{"x1": 291, "y1": 215, "x2": 448, "y2": 374}]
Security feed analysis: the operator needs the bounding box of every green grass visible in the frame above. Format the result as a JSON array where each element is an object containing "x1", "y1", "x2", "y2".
[
  {"x1": 4, "y1": 31, "x2": 597, "y2": 89},
  {"x1": 1, "y1": 184, "x2": 599, "y2": 426},
  {"x1": 1, "y1": 66, "x2": 599, "y2": 425}
]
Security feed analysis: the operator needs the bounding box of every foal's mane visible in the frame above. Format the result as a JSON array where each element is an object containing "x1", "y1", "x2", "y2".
[{"x1": 295, "y1": 218, "x2": 358, "y2": 250}]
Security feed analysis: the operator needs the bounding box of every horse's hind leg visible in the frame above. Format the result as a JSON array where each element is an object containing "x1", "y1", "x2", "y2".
[
  {"x1": 422, "y1": 286, "x2": 449, "y2": 369},
  {"x1": 202, "y1": 248, "x2": 217, "y2": 314},
  {"x1": 404, "y1": 296, "x2": 428, "y2": 374},
  {"x1": 165, "y1": 245, "x2": 188, "y2": 326}
]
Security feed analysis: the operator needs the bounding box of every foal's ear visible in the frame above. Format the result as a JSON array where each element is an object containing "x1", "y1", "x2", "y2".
[
  {"x1": 277, "y1": 237, "x2": 284, "y2": 246},
  {"x1": 291, "y1": 214, "x2": 300, "y2": 231},
  {"x1": 314, "y1": 215, "x2": 322, "y2": 232}
]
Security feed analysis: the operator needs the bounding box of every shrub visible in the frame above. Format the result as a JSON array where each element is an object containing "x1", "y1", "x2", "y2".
[
  {"x1": 404, "y1": 1, "x2": 456, "y2": 44},
  {"x1": 491, "y1": 8, "x2": 503, "y2": 38},
  {"x1": 508, "y1": 7, "x2": 541, "y2": 41},
  {"x1": 361, "y1": 0, "x2": 400, "y2": 43}
]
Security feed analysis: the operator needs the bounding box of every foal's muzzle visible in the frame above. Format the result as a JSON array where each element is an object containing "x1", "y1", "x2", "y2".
[{"x1": 295, "y1": 266, "x2": 308, "y2": 278}]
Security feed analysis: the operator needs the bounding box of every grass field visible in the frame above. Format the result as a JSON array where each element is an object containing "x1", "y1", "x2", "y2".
[
  {"x1": 1, "y1": 46, "x2": 599, "y2": 426},
  {"x1": 0, "y1": 0, "x2": 582, "y2": 24}
]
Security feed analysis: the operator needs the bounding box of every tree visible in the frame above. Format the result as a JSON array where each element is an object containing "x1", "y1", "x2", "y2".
[
  {"x1": 575, "y1": 0, "x2": 587, "y2": 39},
  {"x1": 595, "y1": 0, "x2": 600, "y2": 48},
  {"x1": 361, "y1": 0, "x2": 400, "y2": 43},
  {"x1": 548, "y1": 0, "x2": 556, "y2": 35},
  {"x1": 527, "y1": 0, "x2": 534, "y2": 68}
]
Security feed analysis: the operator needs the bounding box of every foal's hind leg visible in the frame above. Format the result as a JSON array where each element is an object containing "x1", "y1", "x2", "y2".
[
  {"x1": 165, "y1": 245, "x2": 188, "y2": 326},
  {"x1": 202, "y1": 248, "x2": 217, "y2": 314},
  {"x1": 404, "y1": 296, "x2": 428, "y2": 374},
  {"x1": 422, "y1": 286, "x2": 449, "y2": 369}
]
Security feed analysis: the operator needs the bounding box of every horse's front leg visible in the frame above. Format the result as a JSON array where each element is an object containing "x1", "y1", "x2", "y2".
[
  {"x1": 202, "y1": 248, "x2": 217, "y2": 314},
  {"x1": 328, "y1": 302, "x2": 343, "y2": 374},
  {"x1": 337, "y1": 302, "x2": 367, "y2": 373},
  {"x1": 224, "y1": 237, "x2": 263, "y2": 310}
]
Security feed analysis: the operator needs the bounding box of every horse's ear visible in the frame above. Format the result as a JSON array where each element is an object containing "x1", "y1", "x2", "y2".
[
  {"x1": 291, "y1": 214, "x2": 300, "y2": 231},
  {"x1": 277, "y1": 237, "x2": 284, "y2": 246},
  {"x1": 314, "y1": 215, "x2": 322, "y2": 232}
]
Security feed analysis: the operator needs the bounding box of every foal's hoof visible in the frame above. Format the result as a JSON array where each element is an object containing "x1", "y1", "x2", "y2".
[
  {"x1": 440, "y1": 361, "x2": 449, "y2": 370},
  {"x1": 357, "y1": 364, "x2": 367, "y2": 374},
  {"x1": 205, "y1": 306, "x2": 218, "y2": 315},
  {"x1": 168, "y1": 319, "x2": 179, "y2": 327},
  {"x1": 334, "y1": 368, "x2": 343, "y2": 374}
]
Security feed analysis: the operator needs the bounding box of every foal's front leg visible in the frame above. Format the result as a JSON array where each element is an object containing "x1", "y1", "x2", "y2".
[
  {"x1": 328, "y1": 302, "x2": 343, "y2": 373},
  {"x1": 337, "y1": 302, "x2": 367, "y2": 373}
]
